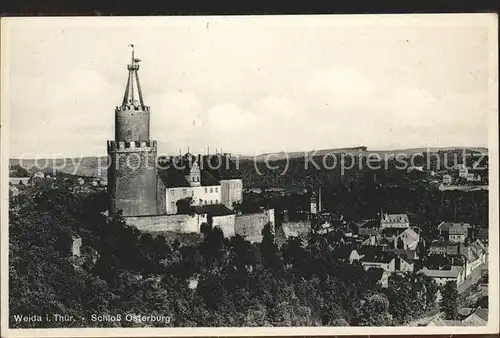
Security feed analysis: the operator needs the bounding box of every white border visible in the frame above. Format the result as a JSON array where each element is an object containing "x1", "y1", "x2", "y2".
[{"x1": 1, "y1": 13, "x2": 499, "y2": 337}]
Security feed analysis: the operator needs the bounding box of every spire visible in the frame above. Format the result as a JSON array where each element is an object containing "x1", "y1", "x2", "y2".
[{"x1": 121, "y1": 44, "x2": 145, "y2": 108}]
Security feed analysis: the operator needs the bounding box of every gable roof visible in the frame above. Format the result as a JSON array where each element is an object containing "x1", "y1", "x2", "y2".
[
  {"x1": 386, "y1": 248, "x2": 418, "y2": 261},
  {"x1": 397, "y1": 227, "x2": 420, "y2": 245},
  {"x1": 438, "y1": 222, "x2": 470, "y2": 234},
  {"x1": 158, "y1": 168, "x2": 190, "y2": 188},
  {"x1": 201, "y1": 154, "x2": 243, "y2": 180},
  {"x1": 463, "y1": 308, "x2": 488, "y2": 326},
  {"x1": 359, "y1": 228, "x2": 379, "y2": 237},
  {"x1": 158, "y1": 167, "x2": 221, "y2": 189},
  {"x1": 200, "y1": 170, "x2": 220, "y2": 186},
  {"x1": 194, "y1": 204, "x2": 234, "y2": 217},
  {"x1": 421, "y1": 266, "x2": 463, "y2": 278},
  {"x1": 381, "y1": 213, "x2": 409, "y2": 223}
]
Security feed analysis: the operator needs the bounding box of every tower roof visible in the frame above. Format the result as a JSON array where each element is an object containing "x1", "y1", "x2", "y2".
[{"x1": 121, "y1": 44, "x2": 145, "y2": 108}]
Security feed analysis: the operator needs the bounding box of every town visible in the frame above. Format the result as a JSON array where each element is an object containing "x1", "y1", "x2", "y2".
[{"x1": 7, "y1": 47, "x2": 490, "y2": 328}]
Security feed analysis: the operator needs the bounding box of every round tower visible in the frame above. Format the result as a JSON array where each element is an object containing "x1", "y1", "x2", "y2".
[{"x1": 108, "y1": 45, "x2": 158, "y2": 217}]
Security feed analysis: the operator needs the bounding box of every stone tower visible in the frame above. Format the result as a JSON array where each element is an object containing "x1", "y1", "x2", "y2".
[{"x1": 107, "y1": 46, "x2": 158, "y2": 216}]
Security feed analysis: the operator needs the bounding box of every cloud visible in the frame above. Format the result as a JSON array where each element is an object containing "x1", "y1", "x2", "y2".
[
  {"x1": 207, "y1": 103, "x2": 258, "y2": 131},
  {"x1": 10, "y1": 68, "x2": 120, "y2": 156}
]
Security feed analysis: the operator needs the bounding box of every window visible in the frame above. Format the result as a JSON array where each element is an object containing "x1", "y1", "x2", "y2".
[
  {"x1": 183, "y1": 189, "x2": 187, "y2": 195},
  {"x1": 171, "y1": 190, "x2": 175, "y2": 196},
  {"x1": 215, "y1": 199, "x2": 218, "y2": 204},
  {"x1": 210, "y1": 200, "x2": 213, "y2": 204},
  {"x1": 205, "y1": 187, "x2": 207, "y2": 193},
  {"x1": 204, "y1": 200, "x2": 207, "y2": 205},
  {"x1": 215, "y1": 187, "x2": 218, "y2": 193},
  {"x1": 210, "y1": 188, "x2": 213, "y2": 193}
]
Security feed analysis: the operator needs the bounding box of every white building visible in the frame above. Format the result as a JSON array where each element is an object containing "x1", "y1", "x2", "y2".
[
  {"x1": 421, "y1": 266, "x2": 465, "y2": 287},
  {"x1": 158, "y1": 154, "x2": 243, "y2": 215},
  {"x1": 437, "y1": 222, "x2": 470, "y2": 243},
  {"x1": 394, "y1": 227, "x2": 420, "y2": 250},
  {"x1": 380, "y1": 213, "x2": 410, "y2": 229},
  {"x1": 442, "y1": 174, "x2": 452, "y2": 185}
]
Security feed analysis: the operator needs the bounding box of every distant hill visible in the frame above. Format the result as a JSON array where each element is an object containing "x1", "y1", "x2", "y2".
[
  {"x1": 237, "y1": 146, "x2": 488, "y2": 162},
  {"x1": 9, "y1": 146, "x2": 488, "y2": 178},
  {"x1": 9, "y1": 157, "x2": 108, "y2": 179}
]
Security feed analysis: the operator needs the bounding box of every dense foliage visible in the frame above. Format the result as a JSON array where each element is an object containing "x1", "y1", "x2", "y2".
[{"x1": 9, "y1": 174, "x2": 441, "y2": 328}]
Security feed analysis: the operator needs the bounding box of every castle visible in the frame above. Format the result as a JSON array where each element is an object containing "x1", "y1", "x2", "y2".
[{"x1": 107, "y1": 47, "x2": 273, "y2": 241}]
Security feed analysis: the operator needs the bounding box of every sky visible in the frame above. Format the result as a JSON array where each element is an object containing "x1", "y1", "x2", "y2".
[{"x1": 4, "y1": 14, "x2": 497, "y2": 158}]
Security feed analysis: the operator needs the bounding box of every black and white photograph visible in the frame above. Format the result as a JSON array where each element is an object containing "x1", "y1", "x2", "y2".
[{"x1": 1, "y1": 14, "x2": 498, "y2": 337}]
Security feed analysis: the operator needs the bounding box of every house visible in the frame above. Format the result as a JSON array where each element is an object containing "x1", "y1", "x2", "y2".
[
  {"x1": 470, "y1": 227, "x2": 488, "y2": 245},
  {"x1": 349, "y1": 249, "x2": 363, "y2": 264},
  {"x1": 466, "y1": 173, "x2": 481, "y2": 182},
  {"x1": 425, "y1": 315, "x2": 463, "y2": 327},
  {"x1": 407, "y1": 166, "x2": 424, "y2": 173},
  {"x1": 315, "y1": 220, "x2": 336, "y2": 235},
  {"x1": 380, "y1": 213, "x2": 410, "y2": 229},
  {"x1": 463, "y1": 240, "x2": 488, "y2": 276},
  {"x1": 442, "y1": 174, "x2": 452, "y2": 185},
  {"x1": 394, "y1": 227, "x2": 420, "y2": 250},
  {"x1": 421, "y1": 266, "x2": 465, "y2": 287},
  {"x1": 462, "y1": 308, "x2": 488, "y2": 326},
  {"x1": 361, "y1": 235, "x2": 378, "y2": 246},
  {"x1": 458, "y1": 166, "x2": 469, "y2": 178},
  {"x1": 360, "y1": 252, "x2": 395, "y2": 273},
  {"x1": 437, "y1": 222, "x2": 470, "y2": 243},
  {"x1": 395, "y1": 256, "x2": 415, "y2": 273},
  {"x1": 358, "y1": 227, "x2": 379, "y2": 238},
  {"x1": 428, "y1": 241, "x2": 461, "y2": 256},
  {"x1": 424, "y1": 254, "x2": 453, "y2": 270}
]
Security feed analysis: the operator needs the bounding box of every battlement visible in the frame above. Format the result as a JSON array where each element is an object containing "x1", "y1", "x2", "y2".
[
  {"x1": 108, "y1": 140, "x2": 157, "y2": 151},
  {"x1": 116, "y1": 105, "x2": 150, "y2": 113}
]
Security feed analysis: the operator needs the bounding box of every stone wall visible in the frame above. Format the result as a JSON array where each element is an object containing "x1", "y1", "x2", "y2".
[
  {"x1": 115, "y1": 106, "x2": 151, "y2": 142},
  {"x1": 212, "y1": 214, "x2": 236, "y2": 238},
  {"x1": 235, "y1": 209, "x2": 275, "y2": 243},
  {"x1": 156, "y1": 176, "x2": 167, "y2": 215},
  {"x1": 282, "y1": 220, "x2": 311, "y2": 238},
  {"x1": 125, "y1": 213, "x2": 207, "y2": 233},
  {"x1": 108, "y1": 143, "x2": 158, "y2": 217}
]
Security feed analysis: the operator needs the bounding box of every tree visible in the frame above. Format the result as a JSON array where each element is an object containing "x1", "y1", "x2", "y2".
[
  {"x1": 354, "y1": 292, "x2": 394, "y2": 326},
  {"x1": 176, "y1": 197, "x2": 194, "y2": 215},
  {"x1": 10, "y1": 164, "x2": 29, "y2": 177},
  {"x1": 440, "y1": 281, "x2": 459, "y2": 320}
]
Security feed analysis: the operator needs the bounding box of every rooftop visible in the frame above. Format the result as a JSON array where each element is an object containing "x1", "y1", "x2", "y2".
[
  {"x1": 438, "y1": 222, "x2": 471, "y2": 234},
  {"x1": 157, "y1": 167, "x2": 220, "y2": 188},
  {"x1": 421, "y1": 266, "x2": 463, "y2": 278},
  {"x1": 193, "y1": 204, "x2": 235, "y2": 217},
  {"x1": 381, "y1": 213, "x2": 409, "y2": 223}
]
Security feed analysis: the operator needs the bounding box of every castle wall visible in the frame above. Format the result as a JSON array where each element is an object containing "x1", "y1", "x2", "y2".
[
  {"x1": 108, "y1": 141, "x2": 158, "y2": 217},
  {"x1": 156, "y1": 176, "x2": 167, "y2": 215},
  {"x1": 235, "y1": 209, "x2": 275, "y2": 243},
  {"x1": 282, "y1": 220, "x2": 311, "y2": 238},
  {"x1": 125, "y1": 213, "x2": 207, "y2": 233},
  {"x1": 212, "y1": 214, "x2": 236, "y2": 238},
  {"x1": 115, "y1": 106, "x2": 151, "y2": 142}
]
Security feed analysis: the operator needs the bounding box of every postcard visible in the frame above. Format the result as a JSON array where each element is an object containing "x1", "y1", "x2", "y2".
[{"x1": 1, "y1": 13, "x2": 498, "y2": 337}]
